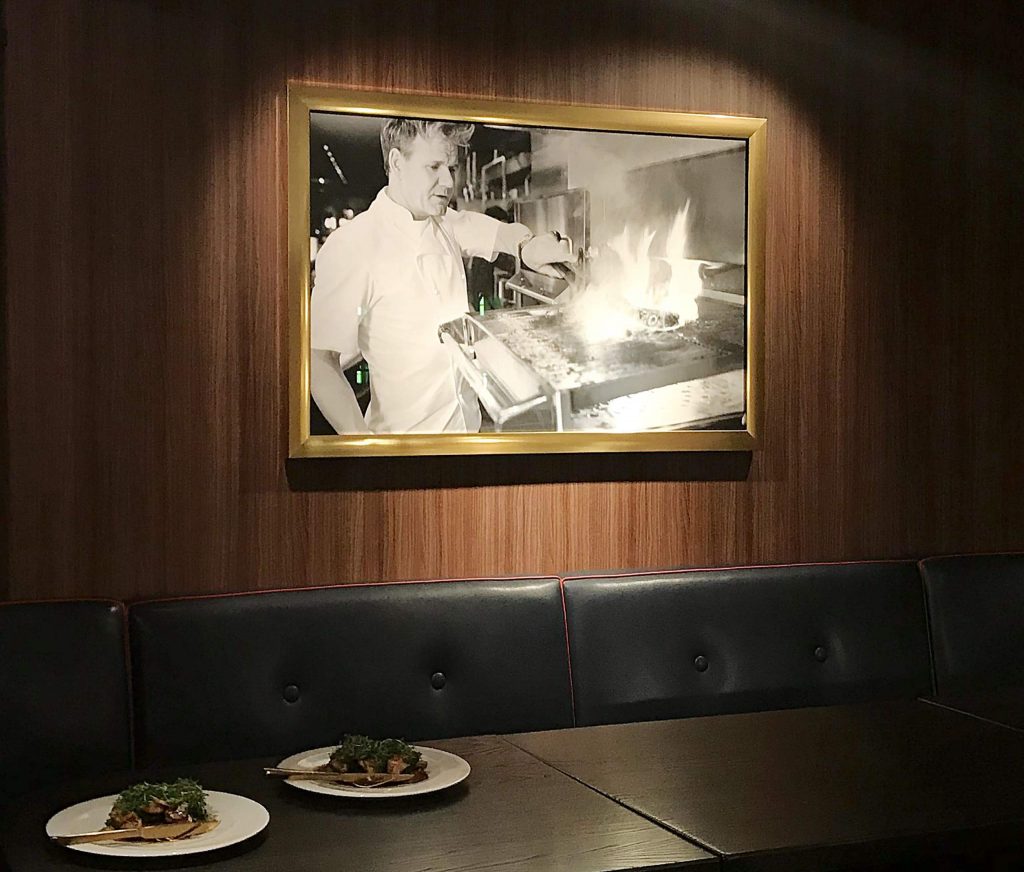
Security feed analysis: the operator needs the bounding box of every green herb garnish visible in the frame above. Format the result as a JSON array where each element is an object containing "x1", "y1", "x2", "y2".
[
  {"x1": 328, "y1": 735, "x2": 423, "y2": 773},
  {"x1": 107, "y1": 778, "x2": 209, "y2": 826}
]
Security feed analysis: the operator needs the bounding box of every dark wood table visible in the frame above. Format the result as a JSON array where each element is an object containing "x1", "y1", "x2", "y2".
[
  {"x1": 508, "y1": 700, "x2": 1024, "y2": 871},
  {"x1": 0, "y1": 735, "x2": 713, "y2": 872},
  {"x1": 924, "y1": 686, "x2": 1024, "y2": 733}
]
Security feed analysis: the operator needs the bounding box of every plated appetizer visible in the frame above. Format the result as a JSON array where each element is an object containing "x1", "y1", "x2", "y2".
[
  {"x1": 272, "y1": 740, "x2": 470, "y2": 798},
  {"x1": 51, "y1": 779, "x2": 219, "y2": 846},
  {"x1": 266, "y1": 735, "x2": 429, "y2": 788},
  {"x1": 106, "y1": 778, "x2": 214, "y2": 829},
  {"x1": 322, "y1": 735, "x2": 428, "y2": 780}
]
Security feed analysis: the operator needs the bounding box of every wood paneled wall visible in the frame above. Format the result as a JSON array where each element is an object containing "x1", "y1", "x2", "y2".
[{"x1": 4, "y1": 0, "x2": 1024, "y2": 601}]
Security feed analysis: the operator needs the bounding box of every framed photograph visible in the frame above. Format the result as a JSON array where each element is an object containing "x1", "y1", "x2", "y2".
[{"x1": 288, "y1": 84, "x2": 765, "y2": 457}]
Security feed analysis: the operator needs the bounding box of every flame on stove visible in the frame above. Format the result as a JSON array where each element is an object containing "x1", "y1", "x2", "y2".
[{"x1": 565, "y1": 202, "x2": 702, "y2": 342}]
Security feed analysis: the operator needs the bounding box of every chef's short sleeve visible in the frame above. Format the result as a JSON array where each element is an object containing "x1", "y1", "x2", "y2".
[
  {"x1": 309, "y1": 227, "x2": 367, "y2": 366},
  {"x1": 443, "y1": 209, "x2": 501, "y2": 261}
]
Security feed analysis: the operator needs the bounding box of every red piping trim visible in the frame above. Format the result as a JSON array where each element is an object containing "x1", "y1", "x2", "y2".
[
  {"x1": 561, "y1": 557, "x2": 916, "y2": 584},
  {"x1": 918, "y1": 549, "x2": 1024, "y2": 566},
  {"x1": 0, "y1": 596, "x2": 123, "y2": 607},
  {"x1": 127, "y1": 575, "x2": 559, "y2": 607},
  {"x1": 558, "y1": 578, "x2": 577, "y2": 728}
]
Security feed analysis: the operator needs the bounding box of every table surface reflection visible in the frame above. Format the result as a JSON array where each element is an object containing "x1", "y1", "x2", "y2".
[
  {"x1": 0, "y1": 735, "x2": 713, "y2": 872},
  {"x1": 10, "y1": 699, "x2": 1024, "y2": 872},
  {"x1": 508, "y1": 700, "x2": 1024, "y2": 871}
]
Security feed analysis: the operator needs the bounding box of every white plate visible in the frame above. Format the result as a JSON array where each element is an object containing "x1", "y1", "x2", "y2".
[
  {"x1": 46, "y1": 790, "x2": 269, "y2": 857},
  {"x1": 277, "y1": 745, "x2": 470, "y2": 799}
]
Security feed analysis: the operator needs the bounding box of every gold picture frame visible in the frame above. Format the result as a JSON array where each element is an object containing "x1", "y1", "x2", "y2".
[{"x1": 288, "y1": 84, "x2": 765, "y2": 458}]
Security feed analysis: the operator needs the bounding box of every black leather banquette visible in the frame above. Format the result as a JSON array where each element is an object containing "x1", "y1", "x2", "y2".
[
  {"x1": 4, "y1": 553, "x2": 1022, "y2": 809},
  {"x1": 0, "y1": 600, "x2": 132, "y2": 806},
  {"x1": 919, "y1": 553, "x2": 1024, "y2": 694},
  {"x1": 562, "y1": 561, "x2": 933, "y2": 726},
  {"x1": 129, "y1": 577, "x2": 574, "y2": 766}
]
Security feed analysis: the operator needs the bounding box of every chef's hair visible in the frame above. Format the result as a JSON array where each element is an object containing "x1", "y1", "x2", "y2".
[{"x1": 381, "y1": 118, "x2": 474, "y2": 174}]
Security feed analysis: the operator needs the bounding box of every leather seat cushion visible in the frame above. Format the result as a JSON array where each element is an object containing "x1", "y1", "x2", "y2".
[
  {"x1": 563, "y1": 562, "x2": 932, "y2": 726},
  {"x1": 129, "y1": 577, "x2": 573, "y2": 765}
]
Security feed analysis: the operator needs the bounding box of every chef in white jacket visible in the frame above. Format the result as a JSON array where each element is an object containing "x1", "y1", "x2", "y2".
[{"x1": 310, "y1": 117, "x2": 573, "y2": 434}]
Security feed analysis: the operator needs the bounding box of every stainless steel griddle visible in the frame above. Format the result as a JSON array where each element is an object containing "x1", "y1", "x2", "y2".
[{"x1": 439, "y1": 298, "x2": 744, "y2": 431}]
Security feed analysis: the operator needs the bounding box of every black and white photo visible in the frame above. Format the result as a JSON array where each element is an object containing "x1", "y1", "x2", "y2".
[{"x1": 288, "y1": 87, "x2": 765, "y2": 457}]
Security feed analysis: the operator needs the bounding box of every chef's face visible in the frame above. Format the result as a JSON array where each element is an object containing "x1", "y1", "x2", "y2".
[{"x1": 387, "y1": 134, "x2": 458, "y2": 220}]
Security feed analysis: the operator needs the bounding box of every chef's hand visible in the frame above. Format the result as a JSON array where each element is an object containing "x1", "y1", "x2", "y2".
[{"x1": 520, "y1": 232, "x2": 577, "y2": 281}]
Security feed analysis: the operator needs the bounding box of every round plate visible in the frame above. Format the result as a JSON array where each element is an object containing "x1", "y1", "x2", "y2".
[
  {"x1": 277, "y1": 745, "x2": 470, "y2": 799},
  {"x1": 46, "y1": 791, "x2": 269, "y2": 857}
]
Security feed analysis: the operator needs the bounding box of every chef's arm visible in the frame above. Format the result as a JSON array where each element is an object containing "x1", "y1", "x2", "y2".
[
  {"x1": 310, "y1": 349, "x2": 371, "y2": 434},
  {"x1": 493, "y1": 221, "x2": 533, "y2": 257},
  {"x1": 447, "y1": 210, "x2": 575, "y2": 279},
  {"x1": 493, "y1": 222, "x2": 575, "y2": 280}
]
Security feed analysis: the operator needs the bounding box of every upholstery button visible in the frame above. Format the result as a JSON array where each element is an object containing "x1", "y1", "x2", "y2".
[
  {"x1": 283, "y1": 684, "x2": 300, "y2": 703},
  {"x1": 693, "y1": 655, "x2": 709, "y2": 672},
  {"x1": 430, "y1": 672, "x2": 446, "y2": 690},
  {"x1": 814, "y1": 646, "x2": 828, "y2": 662}
]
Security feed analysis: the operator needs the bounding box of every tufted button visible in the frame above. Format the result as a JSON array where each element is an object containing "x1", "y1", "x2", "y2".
[
  {"x1": 813, "y1": 646, "x2": 828, "y2": 663},
  {"x1": 430, "y1": 671, "x2": 447, "y2": 690},
  {"x1": 283, "y1": 684, "x2": 300, "y2": 703},
  {"x1": 693, "y1": 655, "x2": 709, "y2": 673}
]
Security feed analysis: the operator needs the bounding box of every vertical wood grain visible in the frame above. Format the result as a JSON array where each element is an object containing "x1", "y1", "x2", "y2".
[
  {"x1": 4, "y1": 0, "x2": 1024, "y2": 601},
  {"x1": 0, "y1": 0, "x2": 8, "y2": 600}
]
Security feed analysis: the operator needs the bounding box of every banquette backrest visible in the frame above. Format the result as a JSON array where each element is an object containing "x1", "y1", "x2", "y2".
[
  {"x1": 2, "y1": 559, "x2": 965, "y2": 806},
  {"x1": 128, "y1": 577, "x2": 574, "y2": 766},
  {"x1": 562, "y1": 561, "x2": 934, "y2": 727},
  {"x1": 0, "y1": 600, "x2": 132, "y2": 807},
  {"x1": 919, "y1": 553, "x2": 1024, "y2": 694}
]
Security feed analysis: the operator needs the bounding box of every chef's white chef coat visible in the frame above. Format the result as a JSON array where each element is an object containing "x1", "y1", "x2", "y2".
[{"x1": 311, "y1": 188, "x2": 501, "y2": 433}]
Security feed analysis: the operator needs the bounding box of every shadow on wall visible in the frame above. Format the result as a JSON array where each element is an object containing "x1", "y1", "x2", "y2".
[
  {"x1": 19, "y1": 0, "x2": 1020, "y2": 500},
  {"x1": 661, "y1": 0, "x2": 1024, "y2": 547},
  {"x1": 286, "y1": 452, "x2": 754, "y2": 492},
  {"x1": 280, "y1": 0, "x2": 1024, "y2": 509}
]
